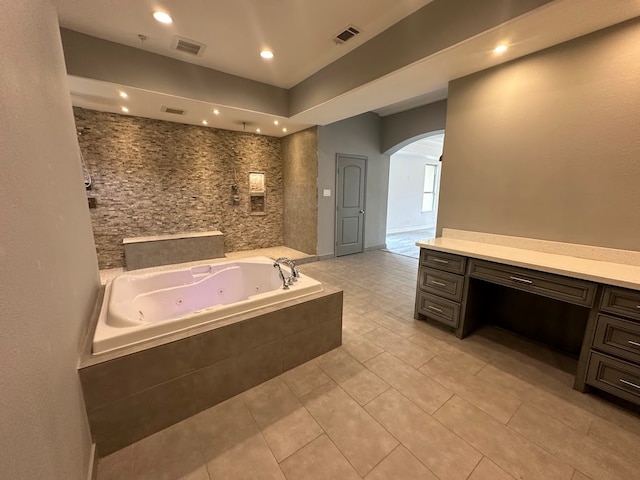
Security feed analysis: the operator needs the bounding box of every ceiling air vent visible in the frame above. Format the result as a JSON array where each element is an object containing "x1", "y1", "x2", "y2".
[
  {"x1": 161, "y1": 106, "x2": 186, "y2": 115},
  {"x1": 171, "y1": 36, "x2": 206, "y2": 56},
  {"x1": 334, "y1": 25, "x2": 361, "y2": 44}
]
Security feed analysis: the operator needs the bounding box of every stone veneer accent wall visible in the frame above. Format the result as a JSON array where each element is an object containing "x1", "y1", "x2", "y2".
[
  {"x1": 75, "y1": 108, "x2": 284, "y2": 268},
  {"x1": 282, "y1": 127, "x2": 318, "y2": 255}
]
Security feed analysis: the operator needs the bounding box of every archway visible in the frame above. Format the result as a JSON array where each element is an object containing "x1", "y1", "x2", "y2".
[{"x1": 384, "y1": 131, "x2": 444, "y2": 258}]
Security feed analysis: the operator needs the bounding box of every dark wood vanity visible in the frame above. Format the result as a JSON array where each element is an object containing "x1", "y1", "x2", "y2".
[{"x1": 415, "y1": 246, "x2": 640, "y2": 407}]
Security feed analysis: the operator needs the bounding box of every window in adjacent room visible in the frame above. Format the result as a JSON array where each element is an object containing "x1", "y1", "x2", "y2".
[{"x1": 422, "y1": 164, "x2": 437, "y2": 212}]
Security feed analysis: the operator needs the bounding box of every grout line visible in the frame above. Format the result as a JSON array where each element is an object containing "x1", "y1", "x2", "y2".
[{"x1": 463, "y1": 454, "x2": 485, "y2": 480}]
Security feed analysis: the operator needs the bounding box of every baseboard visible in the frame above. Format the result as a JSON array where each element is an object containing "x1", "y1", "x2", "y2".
[
  {"x1": 318, "y1": 253, "x2": 336, "y2": 261},
  {"x1": 87, "y1": 443, "x2": 97, "y2": 480}
]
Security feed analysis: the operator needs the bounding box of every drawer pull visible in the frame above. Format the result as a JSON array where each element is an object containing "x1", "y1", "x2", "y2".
[
  {"x1": 433, "y1": 258, "x2": 449, "y2": 264},
  {"x1": 509, "y1": 276, "x2": 533, "y2": 285},
  {"x1": 427, "y1": 305, "x2": 443, "y2": 313},
  {"x1": 628, "y1": 340, "x2": 640, "y2": 348},
  {"x1": 430, "y1": 280, "x2": 447, "y2": 287},
  {"x1": 619, "y1": 379, "x2": 640, "y2": 390}
]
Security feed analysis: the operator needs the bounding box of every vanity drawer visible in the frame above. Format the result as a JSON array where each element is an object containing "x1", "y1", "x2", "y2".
[
  {"x1": 586, "y1": 352, "x2": 640, "y2": 406},
  {"x1": 420, "y1": 249, "x2": 467, "y2": 275},
  {"x1": 416, "y1": 292, "x2": 460, "y2": 328},
  {"x1": 601, "y1": 287, "x2": 640, "y2": 322},
  {"x1": 468, "y1": 259, "x2": 596, "y2": 307},
  {"x1": 593, "y1": 314, "x2": 640, "y2": 364},
  {"x1": 419, "y1": 267, "x2": 464, "y2": 302}
]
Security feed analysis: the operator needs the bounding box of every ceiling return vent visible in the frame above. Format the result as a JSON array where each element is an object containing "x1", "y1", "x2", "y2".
[
  {"x1": 171, "y1": 36, "x2": 206, "y2": 56},
  {"x1": 161, "y1": 106, "x2": 186, "y2": 115},
  {"x1": 333, "y1": 25, "x2": 361, "y2": 44}
]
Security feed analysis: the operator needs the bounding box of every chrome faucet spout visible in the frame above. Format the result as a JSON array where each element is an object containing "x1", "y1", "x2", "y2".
[
  {"x1": 275, "y1": 257, "x2": 299, "y2": 281},
  {"x1": 273, "y1": 261, "x2": 289, "y2": 289}
]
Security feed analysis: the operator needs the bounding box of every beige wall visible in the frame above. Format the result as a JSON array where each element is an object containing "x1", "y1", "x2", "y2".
[
  {"x1": 438, "y1": 18, "x2": 640, "y2": 251},
  {"x1": 0, "y1": 2, "x2": 100, "y2": 478},
  {"x1": 282, "y1": 128, "x2": 319, "y2": 254}
]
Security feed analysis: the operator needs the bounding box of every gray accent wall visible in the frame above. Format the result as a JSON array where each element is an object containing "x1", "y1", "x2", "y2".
[
  {"x1": 381, "y1": 100, "x2": 447, "y2": 154},
  {"x1": 289, "y1": 0, "x2": 553, "y2": 116},
  {"x1": 0, "y1": 2, "x2": 100, "y2": 478},
  {"x1": 76, "y1": 108, "x2": 284, "y2": 269},
  {"x1": 61, "y1": 29, "x2": 288, "y2": 117},
  {"x1": 438, "y1": 19, "x2": 640, "y2": 251},
  {"x1": 282, "y1": 128, "x2": 319, "y2": 254},
  {"x1": 317, "y1": 113, "x2": 390, "y2": 256}
]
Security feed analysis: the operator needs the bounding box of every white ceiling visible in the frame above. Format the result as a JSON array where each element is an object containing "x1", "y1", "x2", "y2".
[{"x1": 54, "y1": 0, "x2": 640, "y2": 137}]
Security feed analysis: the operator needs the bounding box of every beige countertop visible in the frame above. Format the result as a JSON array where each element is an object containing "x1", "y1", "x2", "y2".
[{"x1": 416, "y1": 237, "x2": 640, "y2": 291}]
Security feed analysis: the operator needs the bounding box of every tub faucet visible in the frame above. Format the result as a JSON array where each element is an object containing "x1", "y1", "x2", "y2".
[
  {"x1": 275, "y1": 257, "x2": 299, "y2": 282},
  {"x1": 273, "y1": 261, "x2": 289, "y2": 290}
]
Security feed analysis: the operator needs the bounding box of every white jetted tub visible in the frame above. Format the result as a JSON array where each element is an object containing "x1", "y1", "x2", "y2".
[{"x1": 93, "y1": 256, "x2": 322, "y2": 354}]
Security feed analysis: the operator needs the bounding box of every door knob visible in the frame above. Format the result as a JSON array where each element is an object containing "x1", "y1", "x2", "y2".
[{"x1": 359, "y1": 209, "x2": 365, "y2": 214}]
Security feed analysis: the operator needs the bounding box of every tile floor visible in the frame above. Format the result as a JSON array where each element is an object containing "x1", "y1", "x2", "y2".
[
  {"x1": 97, "y1": 250, "x2": 640, "y2": 480},
  {"x1": 384, "y1": 228, "x2": 435, "y2": 258}
]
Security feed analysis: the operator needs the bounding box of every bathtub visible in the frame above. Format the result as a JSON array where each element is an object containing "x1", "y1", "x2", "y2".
[{"x1": 93, "y1": 256, "x2": 323, "y2": 354}]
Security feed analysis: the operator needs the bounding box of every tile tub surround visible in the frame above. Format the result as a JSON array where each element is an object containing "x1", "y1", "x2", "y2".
[
  {"x1": 96, "y1": 251, "x2": 640, "y2": 480},
  {"x1": 80, "y1": 285, "x2": 342, "y2": 456},
  {"x1": 75, "y1": 108, "x2": 284, "y2": 269},
  {"x1": 123, "y1": 230, "x2": 225, "y2": 270}
]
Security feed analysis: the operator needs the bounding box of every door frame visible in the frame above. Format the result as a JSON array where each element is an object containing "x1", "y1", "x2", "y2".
[{"x1": 335, "y1": 153, "x2": 367, "y2": 256}]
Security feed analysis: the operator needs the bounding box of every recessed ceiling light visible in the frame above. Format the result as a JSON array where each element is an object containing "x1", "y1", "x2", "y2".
[
  {"x1": 119, "y1": 91, "x2": 128, "y2": 99},
  {"x1": 493, "y1": 44, "x2": 508, "y2": 54},
  {"x1": 282, "y1": 127, "x2": 287, "y2": 133},
  {"x1": 202, "y1": 120, "x2": 208, "y2": 125},
  {"x1": 273, "y1": 120, "x2": 279, "y2": 126},
  {"x1": 256, "y1": 128, "x2": 261, "y2": 133},
  {"x1": 213, "y1": 109, "x2": 220, "y2": 115},
  {"x1": 260, "y1": 50, "x2": 274, "y2": 59},
  {"x1": 121, "y1": 106, "x2": 129, "y2": 113},
  {"x1": 153, "y1": 11, "x2": 173, "y2": 24}
]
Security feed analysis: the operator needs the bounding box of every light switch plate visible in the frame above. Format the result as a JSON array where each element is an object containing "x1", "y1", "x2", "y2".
[{"x1": 323, "y1": 189, "x2": 332, "y2": 197}]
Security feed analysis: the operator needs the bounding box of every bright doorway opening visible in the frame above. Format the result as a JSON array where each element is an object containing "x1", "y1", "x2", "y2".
[{"x1": 385, "y1": 133, "x2": 444, "y2": 258}]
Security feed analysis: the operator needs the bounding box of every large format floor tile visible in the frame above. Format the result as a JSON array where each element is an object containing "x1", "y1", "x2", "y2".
[
  {"x1": 301, "y1": 381, "x2": 398, "y2": 476},
  {"x1": 366, "y1": 351, "x2": 452, "y2": 414},
  {"x1": 366, "y1": 389, "x2": 482, "y2": 480},
  {"x1": 96, "y1": 250, "x2": 640, "y2": 480},
  {"x1": 434, "y1": 395, "x2": 574, "y2": 480},
  {"x1": 508, "y1": 404, "x2": 640, "y2": 480},
  {"x1": 419, "y1": 355, "x2": 521, "y2": 424},
  {"x1": 279, "y1": 434, "x2": 360, "y2": 480},
  {"x1": 364, "y1": 445, "x2": 438, "y2": 480},
  {"x1": 242, "y1": 379, "x2": 323, "y2": 462}
]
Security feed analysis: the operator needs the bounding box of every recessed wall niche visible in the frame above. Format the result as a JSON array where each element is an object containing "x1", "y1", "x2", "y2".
[
  {"x1": 249, "y1": 171, "x2": 266, "y2": 215},
  {"x1": 74, "y1": 108, "x2": 284, "y2": 269}
]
